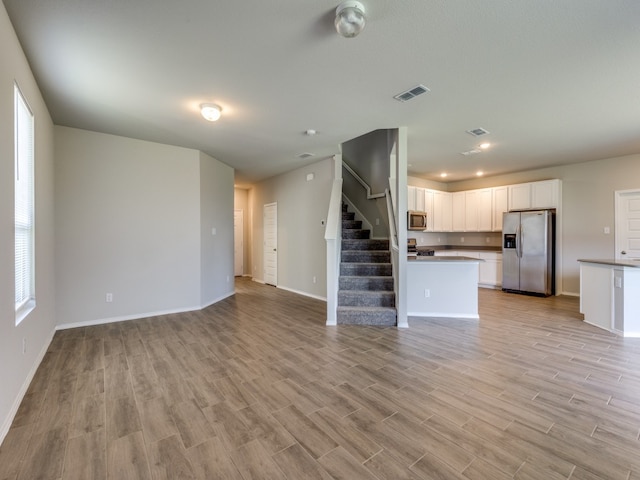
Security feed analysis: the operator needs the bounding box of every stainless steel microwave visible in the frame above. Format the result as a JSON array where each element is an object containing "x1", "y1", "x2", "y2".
[{"x1": 408, "y1": 211, "x2": 427, "y2": 230}]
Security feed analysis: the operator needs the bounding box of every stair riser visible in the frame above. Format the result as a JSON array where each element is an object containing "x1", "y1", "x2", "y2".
[
  {"x1": 341, "y1": 251, "x2": 391, "y2": 263},
  {"x1": 339, "y1": 277, "x2": 394, "y2": 291},
  {"x1": 340, "y1": 263, "x2": 392, "y2": 276},
  {"x1": 342, "y1": 212, "x2": 355, "y2": 221},
  {"x1": 336, "y1": 310, "x2": 396, "y2": 326},
  {"x1": 342, "y1": 220, "x2": 362, "y2": 230},
  {"x1": 342, "y1": 239, "x2": 389, "y2": 251},
  {"x1": 342, "y1": 229, "x2": 370, "y2": 239},
  {"x1": 338, "y1": 292, "x2": 395, "y2": 307}
]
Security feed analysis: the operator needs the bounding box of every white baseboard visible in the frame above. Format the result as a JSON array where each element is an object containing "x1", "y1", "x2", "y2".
[
  {"x1": 408, "y1": 312, "x2": 480, "y2": 319},
  {"x1": 560, "y1": 291, "x2": 580, "y2": 297},
  {"x1": 277, "y1": 285, "x2": 327, "y2": 302},
  {"x1": 0, "y1": 327, "x2": 55, "y2": 445},
  {"x1": 252, "y1": 278, "x2": 266, "y2": 285},
  {"x1": 57, "y1": 291, "x2": 235, "y2": 331}
]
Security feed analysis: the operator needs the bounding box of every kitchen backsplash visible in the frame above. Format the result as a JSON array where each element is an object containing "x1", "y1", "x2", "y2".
[{"x1": 410, "y1": 231, "x2": 502, "y2": 248}]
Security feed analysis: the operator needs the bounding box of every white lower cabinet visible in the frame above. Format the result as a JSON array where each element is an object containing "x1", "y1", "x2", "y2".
[
  {"x1": 434, "y1": 250, "x2": 502, "y2": 288},
  {"x1": 479, "y1": 252, "x2": 503, "y2": 288}
]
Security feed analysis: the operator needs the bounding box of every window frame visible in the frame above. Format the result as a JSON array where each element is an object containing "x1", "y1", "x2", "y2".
[{"x1": 14, "y1": 82, "x2": 36, "y2": 325}]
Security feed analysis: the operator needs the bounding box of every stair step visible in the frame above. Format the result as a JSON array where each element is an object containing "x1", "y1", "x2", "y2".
[
  {"x1": 338, "y1": 290, "x2": 395, "y2": 307},
  {"x1": 341, "y1": 250, "x2": 391, "y2": 263},
  {"x1": 342, "y1": 212, "x2": 355, "y2": 221},
  {"x1": 340, "y1": 262, "x2": 392, "y2": 276},
  {"x1": 342, "y1": 239, "x2": 389, "y2": 251},
  {"x1": 339, "y1": 276, "x2": 394, "y2": 291},
  {"x1": 342, "y1": 220, "x2": 362, "y2": 230},
  {"x1": 336, "y1": 306, "x2": 397, "y2": 326},
  {"x1": 342, "y1": 229, "x2": 370, "y2": 239}
]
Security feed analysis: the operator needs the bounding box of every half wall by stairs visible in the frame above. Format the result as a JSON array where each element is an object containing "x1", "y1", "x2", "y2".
[{"x1": 337, "y1": 204, "x2": 397, "y2": 326}]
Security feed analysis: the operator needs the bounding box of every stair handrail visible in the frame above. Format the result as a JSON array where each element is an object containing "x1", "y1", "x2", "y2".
[
  {"x1": 325, "y1": 177, "x2": 343, "y2": 326},
  {"x1": 342, "y1": 161, "x2": 386, "y2": 200}
]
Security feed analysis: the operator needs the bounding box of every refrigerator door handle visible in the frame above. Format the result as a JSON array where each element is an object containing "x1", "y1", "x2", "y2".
[{"x1": 516, "y1": 224, "x2": 522, "y2": 258}]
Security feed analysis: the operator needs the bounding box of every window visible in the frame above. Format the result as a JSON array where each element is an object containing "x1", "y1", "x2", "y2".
[{"x1": 15, "y1": 83, "x2": 35, "y2": 324}]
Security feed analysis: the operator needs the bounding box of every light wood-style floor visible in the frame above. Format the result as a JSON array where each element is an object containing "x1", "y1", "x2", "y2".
[{"x1": 2, "y1": 278, "x2": 640, "y2": 480}]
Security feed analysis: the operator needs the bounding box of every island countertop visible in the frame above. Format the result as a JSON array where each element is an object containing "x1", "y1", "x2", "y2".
[
  {"x1": 577, "y1": 258, "x2": 640, "y2": 268},
  {"x1": 408, "y1": 255, "x2": 484, "y2": 262}
]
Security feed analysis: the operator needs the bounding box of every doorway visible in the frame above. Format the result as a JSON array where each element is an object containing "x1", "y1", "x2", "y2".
[
  {"x1": 263, "y1": 202, "x2": 277, "y2": 286},
  {"x1": 615, "y1": 189, "x2": 640, "y2": 260},
  {"x1": 234, "y1": 209, "x2": 243, "y2": 276}
]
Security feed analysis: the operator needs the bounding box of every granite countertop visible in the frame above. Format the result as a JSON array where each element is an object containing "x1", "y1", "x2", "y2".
[
  {"x1": 422, "y1": 245, "x2": 501, "y2": 252},
  {"x1": 408, "y1": 256, "x2": 484, "y2": 262},
  {"x1": 578, "y1": 258, "x2": 640, "y2": 268}
]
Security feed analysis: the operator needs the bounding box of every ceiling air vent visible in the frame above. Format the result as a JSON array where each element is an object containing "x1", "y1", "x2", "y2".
[
  {"x1": 466, "y1": 127, "x2": 490, "y2": 137},
  {"x1": 394, "y1": 84, "x2": 430, "y2": 102},
  {"x1": 297, "y1": 152, "x2": 315, "y2": 159}
]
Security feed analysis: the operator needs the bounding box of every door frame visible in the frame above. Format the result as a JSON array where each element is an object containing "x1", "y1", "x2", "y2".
[
  {"x1": 615, "y1": 188, "x2": 640, "y2": 259},
  {"x1": 234, "y1": 209, "x2": 244, "y2": 277},
  {"x1": 263, "y1": 202, "x2": 278, "y2": 286}
]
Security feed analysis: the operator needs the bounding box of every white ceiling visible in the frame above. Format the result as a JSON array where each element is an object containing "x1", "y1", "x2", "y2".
[{"x1": 4, "y1": 0, "x2": 640, "y2": 185}]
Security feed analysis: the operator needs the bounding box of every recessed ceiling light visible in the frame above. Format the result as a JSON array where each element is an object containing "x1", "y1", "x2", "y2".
[
  {"x1": 297, "y1": 152, "x2": 315, "y2": 159},
  {"x1": 476, "y1": 171, "x2": 484, "y2": 176},
  {"x1": 479, "y1": 142, "x2": 491, "y2": 149},
  {"x1": 305, "y1": 129, "x2": 317, "y2": 136},
  {"x1": 440, "y1": 173, "x2": 448, "y2": 178}
]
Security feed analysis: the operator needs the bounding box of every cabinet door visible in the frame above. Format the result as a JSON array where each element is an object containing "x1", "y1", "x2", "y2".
[
  {"x1": 452, "y1": 192, "x2": 466, "y2": 231},
  {"x1": 477, "y1": 189, "x2": 493, "y2": 231},
  {"x1": 424, "y1": 190, "x2": 434, "y2": 232},
  {"x1": 531, "y1": 179, "x2": 559, "y2": 208},
  {"x1": 509, "y1": 183, "x2": 532, "y2": 210},
  {"x1": 407, "y1": 186, "x2": 417, "y2": 211},
  {"x1": 415, "y1": 187, "x2": 426, "y2": 212},
  {"x1": 465, "y1": 191, "x2": 479, "y2": 231},
  {"x1": 432, "y1": 191, "x2": 452, "y2": 232},
  {"x1": 492, "y1": 186, "x2": 508, "y2": 231}
]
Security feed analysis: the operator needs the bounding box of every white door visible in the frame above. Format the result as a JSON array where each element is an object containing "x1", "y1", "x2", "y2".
[
  {"x1": 234, "y1": 209, "x2": 243, "y2": 276},
  {"x1": 263, "y1": 203, "x2": 277, "y2": 286},
  {"x1": 616, "y1": 190, "x2": 640, "y2": 259}
]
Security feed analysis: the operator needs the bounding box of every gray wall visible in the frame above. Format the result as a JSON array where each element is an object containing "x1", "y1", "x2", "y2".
[
  {"x1": 342, "y1": 129, "x2": 393, "y2": 194},
  {"x1": 435, "y1": 154, "x2": 640, "y2": 294},
  {"x1": 55, "y1": 127, "x2": 234, "y2": 326},
  {"x1": 0, "y1": 3, "x2": 57, "y2": 440},
  {"x1": 251, "y1": 158, "x2": 333, "y2": 299}
]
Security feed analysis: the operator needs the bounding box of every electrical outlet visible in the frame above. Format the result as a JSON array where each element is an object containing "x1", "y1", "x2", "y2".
[
  {"x1": 22, "y1": 338, "x2": 26, "y2": 354},
  {"x1": 106, "y1": 293, "x2": 113, "y2": 303},
  {"x1": 424, "y1": 289, "x2": 430, "y2": 298},
  {"x1": 376, "y1": 218, "x2": 380, "y2": 225},
  {"x1": 461, "y1": 237, "x2": 465, "y2": 243},
  {"x1": 226, "y1": 275, "x2": 230, "y2": 283},
  {"x1": 604, "y1": 226, "x2": 610, "y2": 234},
  {"x1": 313, "y1": 276, "x2": 317, "y2": 284},
  {"x1": 486, "y1": 237, "x2": 490, "y2": 243}
]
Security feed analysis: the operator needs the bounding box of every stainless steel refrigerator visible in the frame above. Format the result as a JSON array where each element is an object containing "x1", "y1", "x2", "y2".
[{"x1": 502, "y1": 210, "x2": 555, "y2": 296}]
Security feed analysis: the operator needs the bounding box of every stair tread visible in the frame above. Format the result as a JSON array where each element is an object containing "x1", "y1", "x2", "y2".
[{"x1": 337, "y1": 306, "x2": 397, "y2": 312}]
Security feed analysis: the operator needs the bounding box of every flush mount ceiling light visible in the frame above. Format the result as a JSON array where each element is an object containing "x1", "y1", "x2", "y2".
[
  {"x1": 335, "y1": 1, "x2": 366, "y2": 38},
  {"x1": 200, "y1": 103, "x2": 222, "y2": 122}
]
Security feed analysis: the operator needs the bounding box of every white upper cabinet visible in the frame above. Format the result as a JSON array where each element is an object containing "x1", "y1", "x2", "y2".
[
  {"x1": 408, "y1": 179, "x2": 559, "y2": 232},
  {"x1": 477, "y1": 188, "x2": 493, "y2": 232},
  {"x1": 492, "y1": 186, "x2": 508, "y2": 231},
  {"x1": 433, "y1": 191, "x2": 452, "y2": 232},
  {"x1": 407, "y1": 186, "x2": 417, "y2": 211},
  {"x1": 452, "y1": 192, "x2": 466, "y2": 232},
  {"x1": 508, "y1": 179, "x2": 560, "y2": 210}
]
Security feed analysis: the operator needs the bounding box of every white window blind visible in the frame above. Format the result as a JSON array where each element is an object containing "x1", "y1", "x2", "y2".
[{"x1": 15, "y1": 83, "x2": 35, "y2": 322}]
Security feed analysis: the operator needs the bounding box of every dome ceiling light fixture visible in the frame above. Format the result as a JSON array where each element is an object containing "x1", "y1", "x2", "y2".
[
  {"x1": 200, "y1": 103, "x2": 222, "y2": 122},
  {"x1": 335, "y1": 1, "x2": 366, "y2": 38}
]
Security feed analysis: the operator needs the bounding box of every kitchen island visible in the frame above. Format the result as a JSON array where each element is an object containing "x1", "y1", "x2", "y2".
[
  {"x1": 578, "y1": 258, "x2": 640, "y2": 336},
  {"x1": 407, "y1": 256, "x2": 483, "y2": 319}
]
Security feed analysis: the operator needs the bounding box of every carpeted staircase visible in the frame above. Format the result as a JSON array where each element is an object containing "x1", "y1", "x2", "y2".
[{"x1": 337, "y1": 204, "x2": 397, "y2": 326}]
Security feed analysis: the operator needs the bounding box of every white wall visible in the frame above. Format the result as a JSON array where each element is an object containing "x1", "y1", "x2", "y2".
[
  {"x1": 251, "y1": 158, "x2": 333, "y2": 299},
  {"x1": 200, "y1": 151, "x2": 235, "y2": 305},
  {"x1": 0, "y1": 4, "x2": 57, "y2": 441},
  {"x1": 55, "y1": 127, "x2": 234, "y2": 327}
]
